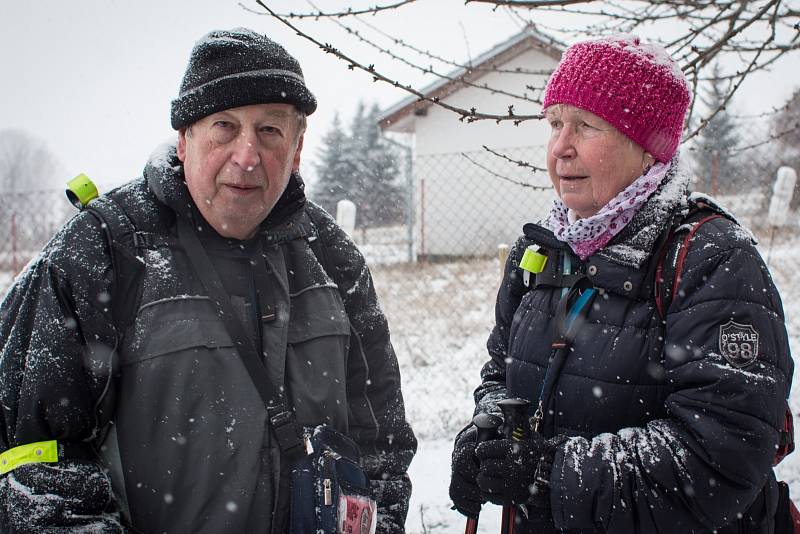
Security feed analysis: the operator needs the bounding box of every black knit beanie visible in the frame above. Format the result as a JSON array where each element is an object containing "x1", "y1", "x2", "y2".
[{"x1": 170, "y1": 28, "x2": 317, "y2": 129}]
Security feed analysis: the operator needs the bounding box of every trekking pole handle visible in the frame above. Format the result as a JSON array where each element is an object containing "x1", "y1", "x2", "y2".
[
  {"x1": 497, "y1": 398, "x2": 531, "y2": 440},
  {"x1": 464, "y1": 413, "x2": 502, "y2": 534},
  {"x1": 496, "y1": 398, "x2": 531, "y2": 534}
]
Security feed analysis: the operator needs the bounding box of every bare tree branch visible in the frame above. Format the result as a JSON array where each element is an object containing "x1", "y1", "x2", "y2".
[
  {"x1": 461, "y1": 153, "x2": 551, "y2": 190},
  {"x1": 465, "y1": 0, "x2": 599, "y2": 7},
  {"x1": 352, "y1": 15, "x2": 555, "y2": 76},
  {"x1": 255, "y1": 0, "x2": 544, "y2": 123},
  {"x1": 264, "y1": 0, "x2": 418, "y2": 18},
  {"x1": 323, "y1": 13, "x2": 544, "y2": 103},
  {"x1": 254, "y1": 0, "x2": 800, "y2": 139},
  {"x1": 482, "y1": 145, "x2": 548, "y2": 173}
]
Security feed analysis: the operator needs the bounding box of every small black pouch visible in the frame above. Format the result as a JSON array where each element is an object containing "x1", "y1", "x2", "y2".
[{"x1": 289, "y1": 425, "x2": 376, "y2": 534}]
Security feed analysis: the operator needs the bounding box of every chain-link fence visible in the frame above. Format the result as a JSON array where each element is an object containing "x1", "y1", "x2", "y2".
[
  {"x1": 1, "y1": 131, "x2": 799, "y2": 445},
  {"x1": 357, "y1": 132, "x2": 800, "y2": 441},
  {"x1": 0, "y1": 190, "x2": 72, "y2": 292}
]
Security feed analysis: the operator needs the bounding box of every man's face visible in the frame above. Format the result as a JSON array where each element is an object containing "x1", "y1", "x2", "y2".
[
  {"x1": 545, "y1": 104, "x2": 653, "y2": 219},
  {"x1": 176, "y1": 103, "x2": 304, "y2": 240}
]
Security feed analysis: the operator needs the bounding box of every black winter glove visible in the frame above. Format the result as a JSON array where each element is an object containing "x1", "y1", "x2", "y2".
[
  {"x1": 475, "y1": 433, "x2": 566, "y2": 506},
  {"x1": 449, "y1": 426, "x2": 483, "y2": 518},
  {"x1": 0, "y1": 460, "x2": 124, "y2": 533}
]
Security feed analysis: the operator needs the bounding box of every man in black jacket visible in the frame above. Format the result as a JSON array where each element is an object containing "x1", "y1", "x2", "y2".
[{"x1": 0, "y1": 28, "x2": 416, "y2": 533}]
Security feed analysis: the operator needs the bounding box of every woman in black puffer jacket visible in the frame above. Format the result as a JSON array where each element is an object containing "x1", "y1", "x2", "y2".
[{"x1": 449, "y1": 35, "x2": 793, "y2": 534}]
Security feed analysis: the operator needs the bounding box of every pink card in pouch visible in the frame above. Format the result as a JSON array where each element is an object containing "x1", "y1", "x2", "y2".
[{"x1": 337, "y1": 493, "x2": 377, "y2": 534}]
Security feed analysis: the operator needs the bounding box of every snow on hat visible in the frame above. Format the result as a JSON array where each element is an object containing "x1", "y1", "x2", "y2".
[
  {"x1": 171, "y1": 28, "x2": 317, "y2": 130},
  {"x1": 543, "y1": 35, "x2": 691, "y2": 162}
]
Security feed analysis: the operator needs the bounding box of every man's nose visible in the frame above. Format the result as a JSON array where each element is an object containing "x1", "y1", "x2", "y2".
[{"x1": 231, "y1": 131, "x2": 261, "y2": 170}]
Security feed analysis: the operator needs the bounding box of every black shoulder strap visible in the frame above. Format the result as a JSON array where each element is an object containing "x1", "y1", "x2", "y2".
[
  {"x1": 82, "y1": 197, "x2": 145, "y2": 331},
  {"x1": 304, "y1": 207, "x2": 338, "y2": 287},
  {"x1": 175, "y1": 217, "x2": 305, "y2": 458}
]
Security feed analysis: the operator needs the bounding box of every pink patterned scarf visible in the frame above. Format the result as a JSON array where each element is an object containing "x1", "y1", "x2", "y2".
[{"x1": 545, "y1": 160, "x2": 672, "y2": 260}]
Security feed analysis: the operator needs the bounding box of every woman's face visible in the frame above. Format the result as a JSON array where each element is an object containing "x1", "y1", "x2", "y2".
[{"x1": 545, "y1": 104, "x2": 654, "y2": 219}]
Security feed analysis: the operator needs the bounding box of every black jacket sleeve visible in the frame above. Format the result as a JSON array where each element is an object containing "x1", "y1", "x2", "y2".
[
  {"x1": 310, "y1": 204, "x2": 417, "y2": 534},
  {"x1": 550, "y1": 217, "x2": 793, "y2": 533},
  {"x1": 0, "y1": 211, "x2": 123, "y2": 528}
]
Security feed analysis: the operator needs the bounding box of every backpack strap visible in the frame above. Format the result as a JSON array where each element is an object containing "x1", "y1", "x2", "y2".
[
  {"x1": 776, "y1": 408, "x2": 795, "y2": 465},
  {"x1": 80, "y1": 196, "x2": 146, "y2": 333},
  {"x1": 652, "y1": 204, "x2": 795, "y2": 465},
  {"x1": 654, "y1": 209, "x2": 725, "y2": 321},
  {"x1": 303, "y1": 207, "x2": 339, "y2": 290}
]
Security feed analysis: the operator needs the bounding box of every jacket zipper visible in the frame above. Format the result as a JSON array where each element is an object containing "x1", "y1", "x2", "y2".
[{"x1": 324, "y1": 478, "x2": 333, "y2": 506}]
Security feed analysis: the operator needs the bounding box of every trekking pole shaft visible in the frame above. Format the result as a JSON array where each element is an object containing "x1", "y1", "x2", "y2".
[
  {"x1": 500, "y1": 506, "x2": 516, "y2": 534},
  {"x1": 465, "y1": 517, "x2": 478, "y2": 534}
]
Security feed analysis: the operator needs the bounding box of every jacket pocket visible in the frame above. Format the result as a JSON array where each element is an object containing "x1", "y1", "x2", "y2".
[
  {"x1": 125, "y1": 295, "x2": 234, "y2": 365},
  {"x1": 285, "y1": 284, "x2": 351, "y2": 429},
  {"x1": 286, "y1": 283, "x2": 350, "y2": 342}
]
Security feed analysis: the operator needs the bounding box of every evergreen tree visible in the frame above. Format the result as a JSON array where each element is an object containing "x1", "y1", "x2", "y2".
[
  {"x1": 311, "y1": 113, "x2": 356, "y2": 217},
  {"x1": 693, "y1": 64, "x2": 744, "y2": 195},
  {"x1": 352, "y1": 103, "x2": 404, "y2": 227},
  {"x1": 312, "y1": 102, "x2": 404, "y2": 227}
]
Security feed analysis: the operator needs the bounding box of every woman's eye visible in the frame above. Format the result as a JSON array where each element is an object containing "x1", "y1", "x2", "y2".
[{"x1": 214, "y1": 121, "x2": 233, "y2": 129}]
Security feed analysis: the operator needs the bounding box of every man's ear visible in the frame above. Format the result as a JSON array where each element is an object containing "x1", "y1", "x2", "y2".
[
  {"x1": 292, "y1": 134, "x2": 304, "y2": 172},
  {"x1": 176, "y1": 128, "x2": 188, "y2": 162}
]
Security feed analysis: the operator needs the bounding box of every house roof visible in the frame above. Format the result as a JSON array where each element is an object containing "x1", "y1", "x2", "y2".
[{"x1": 378, "y1": 24, "x2": 565, "y2": 131}]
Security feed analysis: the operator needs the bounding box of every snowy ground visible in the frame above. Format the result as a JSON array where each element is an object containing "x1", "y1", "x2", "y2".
[
  {"x1": 366, "y1": 224, "x2": 800, "y2": 534},
  {"x1": 0, "y1": 216, "x2": 797, "y2": 532}
]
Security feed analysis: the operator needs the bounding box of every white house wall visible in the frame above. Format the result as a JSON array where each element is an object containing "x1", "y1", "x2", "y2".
[{"x1": 410, "y1": 47, "x2": 559, "y2": 257}]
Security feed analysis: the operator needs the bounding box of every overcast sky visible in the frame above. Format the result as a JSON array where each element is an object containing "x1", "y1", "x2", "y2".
[{"x1": 3, "y1": 0, "x2": 798, "y2": 194}]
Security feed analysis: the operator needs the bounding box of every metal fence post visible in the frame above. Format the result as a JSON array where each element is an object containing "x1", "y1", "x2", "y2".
[
  {"x1": 498, "y1": 243, "x2": 509, "y2": 276},
  {"x1": 383, "y1": 136, "x2": 415, "y2": 263}
]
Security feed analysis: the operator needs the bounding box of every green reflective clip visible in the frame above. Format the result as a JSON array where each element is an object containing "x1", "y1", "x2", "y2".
[
  {"x1": 66, "y1": 173, "x2": 99, "y2": 210},
  {"x1": 0, "y1": 440, "x2": 58, "y2": 475},
  {"x1": 520, "y1": 245, "x2": 547, "y2": 287}
]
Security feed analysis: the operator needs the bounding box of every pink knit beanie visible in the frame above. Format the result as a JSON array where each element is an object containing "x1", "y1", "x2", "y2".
[{"x1": 543, "y1": 35, "x2": 691, "y2": 162}]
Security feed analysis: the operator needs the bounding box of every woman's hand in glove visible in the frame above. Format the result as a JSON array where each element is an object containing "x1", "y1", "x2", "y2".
[
  {"x1": 475, "y1": 433, "x2": 566, "y2": 506},
  {"x1": 449, "y1": 425, "x2": 484, "y2": 518}
]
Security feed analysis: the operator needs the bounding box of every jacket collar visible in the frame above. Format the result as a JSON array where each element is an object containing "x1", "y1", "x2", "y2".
[
  {"x1": 523, "y1": 159, "x2": 692, "y2": 299},
  {"x1": 143, "y1": 142, "x2": 310, "y2": 244},
  {"x1": 597, "y1": 159, "x2": 691, "y2": 269}
]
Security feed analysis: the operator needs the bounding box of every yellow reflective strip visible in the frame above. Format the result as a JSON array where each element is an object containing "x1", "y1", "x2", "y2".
[
  {"x1": 520, "y1": 246, "x2": 547, "y2": 274},
  {"x1": 66, "y1": 173, "x2": 99, "y2": 209},
  {"x1": 0, "y1": 440, "x2": 58, "y2": 475}
]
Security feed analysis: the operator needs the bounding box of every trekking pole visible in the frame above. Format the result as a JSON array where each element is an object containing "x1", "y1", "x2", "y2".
[
  {"x1": 465, "y1": 413, "x2": 503, "y2": 534},
  {"x1": 497, "y1": 398, "x2": 532, "y2": 534}
]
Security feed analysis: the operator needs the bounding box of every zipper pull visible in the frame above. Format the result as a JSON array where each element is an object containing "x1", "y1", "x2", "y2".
[
  {"x1": 323, "y1": 478, "x2": 333, "y2": 506},
  {"x1": 530, "y1": 401, "x2": 544, "y2": 433}
]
